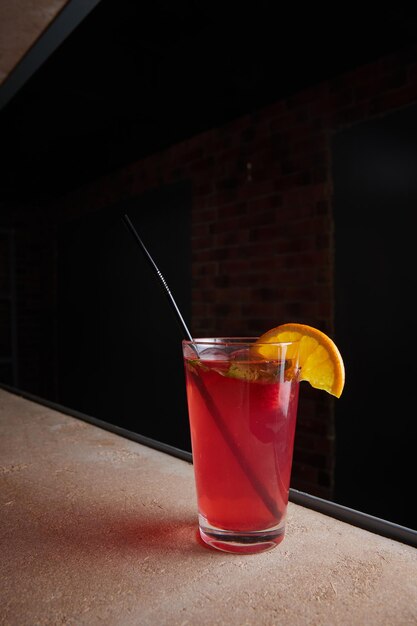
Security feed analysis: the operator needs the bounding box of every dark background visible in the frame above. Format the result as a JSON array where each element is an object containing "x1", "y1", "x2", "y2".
[
  {"x1": 56, "y1": 184, "x2": 192, "y2": 450},
  {"x1": 2, "y1": 2, "x2": 417, "y2": 199},
  {"x1": 333, "y1": 105, "x2": 417, "y2": 526}
]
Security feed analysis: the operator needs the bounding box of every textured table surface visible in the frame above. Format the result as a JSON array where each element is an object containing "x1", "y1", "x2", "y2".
[{"x1": 1, "y1": 388, "x2": 416, "y2": 626}]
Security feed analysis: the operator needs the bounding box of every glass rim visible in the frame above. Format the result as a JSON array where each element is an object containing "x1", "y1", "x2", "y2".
[{"x1": 182, "y1": 337, "x2": 299, "y2": 347}]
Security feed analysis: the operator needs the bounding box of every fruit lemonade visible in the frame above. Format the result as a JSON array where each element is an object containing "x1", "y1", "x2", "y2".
[{"x1": 183, "y1": 339, "x2": 300, "y2": 534}]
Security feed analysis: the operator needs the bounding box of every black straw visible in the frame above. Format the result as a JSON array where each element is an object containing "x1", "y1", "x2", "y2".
[{"x1": 122, "y1": 214, "x2": 193, "y2": 342}]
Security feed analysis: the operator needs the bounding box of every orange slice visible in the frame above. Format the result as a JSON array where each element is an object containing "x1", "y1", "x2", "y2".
[{"x1": 254, "y1": 323, "x2": 345, "y2": 398}]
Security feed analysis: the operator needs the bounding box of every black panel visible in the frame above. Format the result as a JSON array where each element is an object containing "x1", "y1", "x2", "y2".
[
  {"x1": 333, "y1": 105, "x2": 417, "y2": 529},
  {"x1": 56, "y1": 182, "x2": 192, "y2": 451}
]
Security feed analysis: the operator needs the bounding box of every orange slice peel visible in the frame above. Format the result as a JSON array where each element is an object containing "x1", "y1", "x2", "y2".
[{"x1": 254, "y1": 323, "x2": 345, "y2": 398}]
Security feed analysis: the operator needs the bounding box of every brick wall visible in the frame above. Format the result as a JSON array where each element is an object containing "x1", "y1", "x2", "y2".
[{"x1": 4, "y1": 43, "x2": 417, "y2": 500}]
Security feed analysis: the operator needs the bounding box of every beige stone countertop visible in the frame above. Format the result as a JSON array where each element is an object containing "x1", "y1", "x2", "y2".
[{"x1": 1, "y1": 387, "x2": 416, "y2": 626}]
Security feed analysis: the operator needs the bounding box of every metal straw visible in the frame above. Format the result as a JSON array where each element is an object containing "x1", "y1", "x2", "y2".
[
  {"x1": 122, "y1": 214, "x2": 192, "y2": 342},
  {"x1": 121, "y1": 213, "x2": 280, "y2": 519}
]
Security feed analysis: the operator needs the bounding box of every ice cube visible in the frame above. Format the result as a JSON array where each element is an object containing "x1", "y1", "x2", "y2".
[
  {"x1": 229, "y1": 347, "x2": 251, "y2": 361},
  {"x1": 198, "y1": 348, "x2": 229, "y2": 361}
]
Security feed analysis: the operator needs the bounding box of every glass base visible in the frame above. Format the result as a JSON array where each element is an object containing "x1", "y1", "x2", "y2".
[{"x1": 199, "y1": 515, "x2": 286, "y2": 554}]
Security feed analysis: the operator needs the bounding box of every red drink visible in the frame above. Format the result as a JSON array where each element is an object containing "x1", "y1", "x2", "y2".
[{"x1": 183, "y1": 338, "x2": 300, "y2": 554}]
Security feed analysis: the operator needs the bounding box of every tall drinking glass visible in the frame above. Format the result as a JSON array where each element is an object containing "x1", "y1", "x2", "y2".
[{"x1": 182, "y1": 337, "x2": 300, "y2": 554}]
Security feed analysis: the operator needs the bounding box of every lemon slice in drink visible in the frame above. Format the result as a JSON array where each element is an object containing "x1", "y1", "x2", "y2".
[{"x1": 254, "y1": 323, "x2": 345, "y2": 398}]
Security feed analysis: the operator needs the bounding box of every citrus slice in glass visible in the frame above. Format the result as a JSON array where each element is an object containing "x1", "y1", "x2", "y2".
[{"x1": 254, "y1": 323, "x2": 345, "y2": 397}]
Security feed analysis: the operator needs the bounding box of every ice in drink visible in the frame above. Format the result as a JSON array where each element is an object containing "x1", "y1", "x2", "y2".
[{"x1": 183, "y1": 339, "x2": 300, "y2": 553}]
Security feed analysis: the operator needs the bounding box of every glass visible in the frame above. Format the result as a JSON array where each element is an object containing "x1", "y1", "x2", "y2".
[{"x1": 182, "y1": 337, "x2": 300, "y2": 554}]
